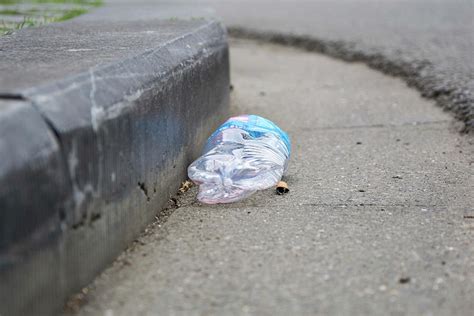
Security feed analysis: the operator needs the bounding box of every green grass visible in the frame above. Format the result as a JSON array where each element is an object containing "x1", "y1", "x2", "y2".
[
  {"x1": 0, "y1": 1, "x2": 102, "y2": 6},
  {"x1": 0, "y1": 9, "x2": 23, "y2": 14},
  {"x1": 0, "y1": 0, "x2": 103, "y2": 34},
  {"x1": 1, "y1": 17, "x2": 36, "y2": 34},
  {"x1": 54, "y1": 7, "x2": 86, "y2": 21}
]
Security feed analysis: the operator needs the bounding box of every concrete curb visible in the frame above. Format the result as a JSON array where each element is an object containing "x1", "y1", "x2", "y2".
[{"x1": 0, "y1": 5, "x2": 229, "y2": 316}]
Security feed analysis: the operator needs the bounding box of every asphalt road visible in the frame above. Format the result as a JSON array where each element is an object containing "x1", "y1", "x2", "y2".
[
  {"x1": 108, "y1": 0, "x2": 474, "y2": 131},
  {"x1": 73, "y1": 39, "x2": 474, "y2": 316}
]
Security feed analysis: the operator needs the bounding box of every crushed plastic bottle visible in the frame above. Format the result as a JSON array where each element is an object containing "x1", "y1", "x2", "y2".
[{"x1": 188, "y1": 114, "x2": 291, "y2": 204}]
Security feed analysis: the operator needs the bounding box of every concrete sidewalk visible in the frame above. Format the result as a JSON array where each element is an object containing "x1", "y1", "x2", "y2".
[{"x1": 73, "y1": 40, "x2": 474, "y2": 316}]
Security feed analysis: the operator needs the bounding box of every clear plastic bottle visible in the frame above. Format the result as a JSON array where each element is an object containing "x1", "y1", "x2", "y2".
[{"x1": 188, "y1": 115, "x2": 291, "y2": 204}]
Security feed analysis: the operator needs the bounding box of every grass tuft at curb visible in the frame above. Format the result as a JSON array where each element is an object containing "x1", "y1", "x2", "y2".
[{"x1": 0, "y1": 0, "x2": 102, "y2": 34}]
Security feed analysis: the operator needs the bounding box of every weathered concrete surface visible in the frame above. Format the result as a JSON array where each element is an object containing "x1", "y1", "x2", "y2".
[
  {"x1": 75, "y1": 40, "x2": 474, "y2": 316},
  {"x1": 0, "y1": 99, "x2": 68, "y2": 315},
  {"x1": 0, "y1": 100, "x2": 67, "y2": 250},
  {"x1": 0, "y1": 16, "x2": 218, "y2": 92},
  {"x1": 112, "y1": 0, "x2": 474, "y2": 131},
  {"x1": 0, "y1": 3, "x2": 229, "y2": 316}
]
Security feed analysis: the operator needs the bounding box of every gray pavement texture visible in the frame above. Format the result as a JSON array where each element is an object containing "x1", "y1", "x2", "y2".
[
  {"x1": 73, "y1": 40, "x2": 474, "y2": 316},
  {"x1": 0, "y1": 3, "x2": 229, "y2": 316},
  {"x1": 0, "y1": 12, "x2": 216, "y2": 92},
  {"x1": 111, "y1": 0, "x2": 474, "y2": 132}
]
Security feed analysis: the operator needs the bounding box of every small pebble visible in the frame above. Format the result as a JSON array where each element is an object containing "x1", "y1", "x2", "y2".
[{"x1": 399, "y1": 277, "x2": 410, "y2": 284}]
